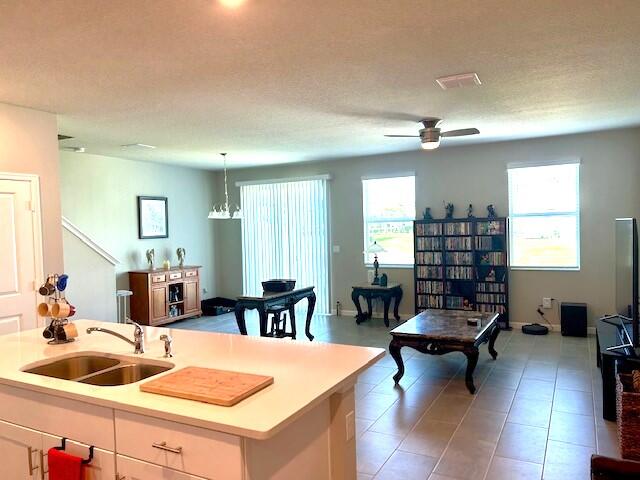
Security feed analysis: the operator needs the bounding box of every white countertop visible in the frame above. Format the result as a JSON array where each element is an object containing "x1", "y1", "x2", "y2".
[{"x1": 0, "y1": 320, "x2": 384, "y2": 440}]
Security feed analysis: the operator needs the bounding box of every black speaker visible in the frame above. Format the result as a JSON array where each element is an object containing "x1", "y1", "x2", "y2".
[{"x1": 560, "y1": 302, "x2": 587, "y2": 337}]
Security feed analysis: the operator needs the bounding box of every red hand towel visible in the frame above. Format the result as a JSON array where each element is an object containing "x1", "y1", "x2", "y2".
[{"x1": 48, "y1": 447, "x2": 84, "y2": 480}]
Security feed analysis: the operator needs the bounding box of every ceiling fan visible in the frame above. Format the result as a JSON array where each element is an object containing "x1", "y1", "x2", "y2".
[{"x1": 385, "y1": 118, "x2": 479, "y2": 150}]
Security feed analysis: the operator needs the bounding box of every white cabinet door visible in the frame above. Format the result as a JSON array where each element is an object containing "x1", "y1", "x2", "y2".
[
  {"x1": 41, "y1": 434, "x2": 116, "y2": 480},
  {"x1": 0, "y1": 420, "x2": 42, "y2": 479},
  {"x1": 117, "y1": 455, "x2": 207, "y2": 480}
]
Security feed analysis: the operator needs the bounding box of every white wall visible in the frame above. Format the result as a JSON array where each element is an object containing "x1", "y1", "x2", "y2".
[
  {"x1": 59, "y1": 152, "x2": 218, "y2": 299},
  {"x1": 0, "y1": 102, "x2": 63, "y2": 274},
  {"x1": 62, "y1": 228, "x2": 118, "y2": 322},
  {"x1": 214, "y1": 127, "x2": 640, "y2": 327}
]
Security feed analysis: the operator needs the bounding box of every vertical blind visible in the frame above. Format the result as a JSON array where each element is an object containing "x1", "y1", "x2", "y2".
[{"x1": 240, "y1": 178, "x2": 330, "y2": 314}]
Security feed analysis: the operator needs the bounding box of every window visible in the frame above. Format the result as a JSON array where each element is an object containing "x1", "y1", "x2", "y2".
[
  {"x1": 240, "y1": 178, "x2": 330, "y2": 313},
  {"x1": 508, "y1": 162, "x2": 580, "y2": 269},
  {"x1": 362, "y1": 175, "x2": 416, "y2": 266}
]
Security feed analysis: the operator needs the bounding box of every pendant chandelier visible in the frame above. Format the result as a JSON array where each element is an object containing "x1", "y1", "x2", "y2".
[{"x1": 208, "y1": 153, "x2": 243, "y2": 220}]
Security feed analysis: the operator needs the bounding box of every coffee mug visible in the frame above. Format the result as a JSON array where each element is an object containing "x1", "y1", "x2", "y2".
[
  {"x1": 38, "y1": 282, "x2": 56, "y2": 296},
  {"x1": 51, "y1": 303, "x2": 76, "y2": 318},
  {"x1": 37, "y1": 302, "x2": 54, "y2": 317},
  {"x1": 42, "y1": 323, "x2": 55, "y2": 339},
  {"x1": 62, "y1": 323, "x2": 78, "y2": 339}
]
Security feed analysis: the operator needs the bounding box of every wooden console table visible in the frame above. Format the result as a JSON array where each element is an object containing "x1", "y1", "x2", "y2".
[
  {"x1": 129, "y1": 265, "x2": 202, "y2": 326},
  {"x1": 351, "y1": 283, "x2": 402, "y2": 327},
  {"x1": 234, "y1": 286, "x2": 316, "y2": 341},
  {"x1": 389, "y1": 309, "x2": 500, "y2": 394}
]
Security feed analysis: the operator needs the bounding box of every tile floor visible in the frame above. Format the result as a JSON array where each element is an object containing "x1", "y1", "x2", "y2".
[{"x1": 173, "y1": 312, "x2": 619, "y2": 480}]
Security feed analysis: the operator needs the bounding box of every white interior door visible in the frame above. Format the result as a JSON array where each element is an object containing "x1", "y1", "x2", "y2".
[{"x1": 0, "y1": 177, "x2": 40, "y2": 334}]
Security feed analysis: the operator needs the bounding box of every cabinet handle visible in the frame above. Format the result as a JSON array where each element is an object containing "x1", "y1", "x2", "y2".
[
  {"x1": 152, "y1": 441, "x2": 183, "y2": 454},
  {"x1": 39, "y1": 449, "x2": 46, "y2": 480},
  {"x1": 27, "y1": 446, "x2": 39, "y2": 476}
]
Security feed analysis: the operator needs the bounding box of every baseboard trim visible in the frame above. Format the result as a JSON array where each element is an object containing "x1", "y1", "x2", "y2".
[{"x1": 331, "y1": 308, "x2": 412, "y2": 320}]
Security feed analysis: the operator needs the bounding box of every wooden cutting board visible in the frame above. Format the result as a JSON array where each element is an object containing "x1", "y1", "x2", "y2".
[{"x1": 140, "y1": 367, "x2": 274, "y2": 406}]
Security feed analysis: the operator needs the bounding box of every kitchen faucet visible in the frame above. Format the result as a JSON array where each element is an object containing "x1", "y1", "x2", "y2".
[{"x1": 86, "y1": 321, "x2": 145, "y2": 354}]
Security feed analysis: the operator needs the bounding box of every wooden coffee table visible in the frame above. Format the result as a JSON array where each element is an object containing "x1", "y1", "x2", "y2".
[{"x1": 389, "y1": 310, "x2": 500, "y2": 394}]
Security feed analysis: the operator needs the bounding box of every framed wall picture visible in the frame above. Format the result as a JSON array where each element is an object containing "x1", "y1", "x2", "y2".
[{"x1": 138, "y1": 196, "x2": 168, "y2": 239}]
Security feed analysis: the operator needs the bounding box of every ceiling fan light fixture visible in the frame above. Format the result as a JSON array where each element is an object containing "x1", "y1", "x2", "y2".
[{"x1": 421, "y1": 140, "x2": 440, "y2": 150}]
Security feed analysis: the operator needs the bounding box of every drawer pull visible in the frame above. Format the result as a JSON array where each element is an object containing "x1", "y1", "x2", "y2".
[
  {"x1": 152, "y1": 441, "x2": 183, "y2": 454},
  {"x1": 39, "y1": 449, "x2": 46, "y2": 480},
  {"x1": 169, "y1": 273, "x2": 182, "y2": 280},
  {"x1": 27, "y1": 446, "x2": 39, "y2": 476}
]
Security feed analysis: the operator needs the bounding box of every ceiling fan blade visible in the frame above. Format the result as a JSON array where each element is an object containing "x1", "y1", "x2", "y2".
[
  {"x1": 440, "y1": 128, "x2": 480, "y2": 138},
  {"x1": 384, "y1": 134, "x2": 420, "y2": 138}
]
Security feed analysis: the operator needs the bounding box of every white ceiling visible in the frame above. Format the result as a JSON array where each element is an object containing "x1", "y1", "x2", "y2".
[{"x1": 1, "y1": 0, "x2": 639, "y2": 169}]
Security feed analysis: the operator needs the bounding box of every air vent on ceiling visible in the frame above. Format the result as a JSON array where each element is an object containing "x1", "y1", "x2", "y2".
[
  {"x1": 57, "y1": 134, "x2": 73, "y2": 141},
  {"x1": 60, "y1": 146, "x2": 85, "y2": 153},
  {"x1": 436, "y1": 72, "x2": 481, "y2": 90},
  {"x1": 121, "y1": 143, "x2": 156, "y2": 149}
]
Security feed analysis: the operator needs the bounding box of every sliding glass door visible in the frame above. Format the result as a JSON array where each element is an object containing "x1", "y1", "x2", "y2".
[{"x1": 240, "y1": 177, "x2": 330, "y2": 314}]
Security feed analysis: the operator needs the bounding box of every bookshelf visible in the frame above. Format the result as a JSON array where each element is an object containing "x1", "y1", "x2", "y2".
[{"x1": 414, "y1": 217, "x2": 510, "y2": 329}]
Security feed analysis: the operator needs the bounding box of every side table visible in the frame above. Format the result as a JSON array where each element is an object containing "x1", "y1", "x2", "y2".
[{"x1": 351, "y1": 283, "x2": 402, "y2": 327}]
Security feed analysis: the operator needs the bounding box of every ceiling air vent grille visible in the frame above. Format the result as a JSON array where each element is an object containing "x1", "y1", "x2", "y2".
[{"x1": 436, "y1": 73, "x2": 481, "y2": 90}]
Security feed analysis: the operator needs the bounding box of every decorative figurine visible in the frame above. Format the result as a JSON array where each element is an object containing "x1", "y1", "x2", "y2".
[
  {"x1": 486, "y1": 268, "x2": 496, "y2": 281},
  {"x1": 487, "y1": 204, "x2": 497, "y2": 218},
  {"x1": 467, "y1": 204, "x2": 474, "y2": 218},
  {"x1": 445, "y1": 202, "x2": 455, "y2": 219},
  {"x1": 176, "y1": 247, "x2": 186, "y2": 267},
  {"x1": 380, "y1": 273, "x2": 388, "y2": 287},
  {"x1": 145, "y1": 249, "x2": 155, "y2": 269},
  {"x1": 423, "y1": 207, "x2": 433, "y2": 220}
]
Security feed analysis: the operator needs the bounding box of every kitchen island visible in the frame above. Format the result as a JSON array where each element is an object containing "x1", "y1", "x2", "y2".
[{"x1": 0, "y1": 320, "x2": 384, "y2": 479}]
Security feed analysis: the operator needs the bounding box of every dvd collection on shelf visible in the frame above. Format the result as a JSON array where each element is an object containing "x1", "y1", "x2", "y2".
[
  {"x1": 416, "y1": 280, "x2": 444, "y2": 294},
  {"x1": 416, "y1": 237, "x2": 442, "y2": 250},
  {"x1": 416, "y1": 251, "x2": 443, "y2": 265},
  {"x1": 446, "y1": 252, "x2": 473, "y2": 265},
  {"x1": 414, "y1": 216, "x2": 509, "y2": 328},
  {"x1": 445, "y1": 237, "x2": 472, "y2": 250},
  {"x1": 417, "y1": 294, "x2": 444, "y2": 309},
  {"x1": 479, "y1": 251, "x2": 505, "y2": 265}
]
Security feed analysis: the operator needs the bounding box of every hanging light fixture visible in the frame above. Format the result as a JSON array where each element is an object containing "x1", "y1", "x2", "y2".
[{"x1": 208, "y1": 153, "x2": 243, "y2": 220}]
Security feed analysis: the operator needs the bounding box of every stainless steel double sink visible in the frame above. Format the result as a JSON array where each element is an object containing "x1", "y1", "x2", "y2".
[{"x1": 22, "y1": 352, "x2": 174, "y2": 386}]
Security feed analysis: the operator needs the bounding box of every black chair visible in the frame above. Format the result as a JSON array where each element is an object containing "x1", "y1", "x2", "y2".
[{"x1": 266, "y1": 304, "x2": 292, "y2": 338}]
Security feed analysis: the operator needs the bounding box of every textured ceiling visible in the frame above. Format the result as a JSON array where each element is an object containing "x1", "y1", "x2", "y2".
[{"x1": 1, "y1": 0, "x2": 639, "y2": 169}]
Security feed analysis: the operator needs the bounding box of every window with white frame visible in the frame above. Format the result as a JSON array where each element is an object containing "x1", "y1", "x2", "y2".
[
  {"x1": 362, "y1": 175, "x2": 416, "y2": 266},
  {"x1": 508, "y1": 162, "x2": 580, "y2": 269}
]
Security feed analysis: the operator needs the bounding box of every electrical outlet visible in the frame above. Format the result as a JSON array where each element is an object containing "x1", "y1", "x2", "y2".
[
  {"x1": 542, "y1": 297, "x2": 552, "y2": 309},
  {"x1": 345, "y1": 411, "x2": 355, "y2": 441},
  {"x1": 332, "y1": 245, "x2": 341, "y2": 253}
]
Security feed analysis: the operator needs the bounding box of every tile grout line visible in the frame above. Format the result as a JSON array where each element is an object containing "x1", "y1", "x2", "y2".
[
  {"x1": 417, "y1": 330, "x2": 515, "y2": 480},
  {"x1": 478, "y1": 331, "x2": 524, "y2": 480}
]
